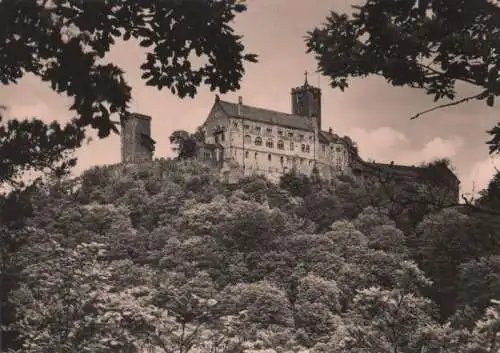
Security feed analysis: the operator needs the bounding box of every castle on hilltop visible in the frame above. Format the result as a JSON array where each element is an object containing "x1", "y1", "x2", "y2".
[{"x1": 120, "y1": 73, "x2": 460, "y2": 203}]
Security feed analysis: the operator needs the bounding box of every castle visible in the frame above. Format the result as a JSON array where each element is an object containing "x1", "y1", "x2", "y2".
[{"x1": 120, "y1": 74, "x2": 460, "y2": 203}]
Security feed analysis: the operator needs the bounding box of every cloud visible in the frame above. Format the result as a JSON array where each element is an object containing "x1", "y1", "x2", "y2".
[
  {"x1": 348, "y1": 126, "x2": 410, "y2": 154},
  {"x1": 419, "y1": 136, "x2": 464, "y2": 161}
]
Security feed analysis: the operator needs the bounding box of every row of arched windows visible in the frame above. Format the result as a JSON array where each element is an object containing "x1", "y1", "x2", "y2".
[{"x1": 244, "y1": 135, "x2": 310, "y2": 152}]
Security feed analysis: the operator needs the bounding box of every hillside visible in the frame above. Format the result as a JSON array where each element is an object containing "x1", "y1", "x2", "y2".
[{"x1": 4, "y1": 158, "x2": 500, "y2": 353}]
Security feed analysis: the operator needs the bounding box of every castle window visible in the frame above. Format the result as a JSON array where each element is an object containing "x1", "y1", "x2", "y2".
[
  {"x1": 245, "y1": 151, "x2": 249, "y2": 158},
  {"x1": 288, "y1": 132, "x2": 294, "y2": 138},
  {"x1": 280, "y1": 156, "x2": 284, "y2": 165},
  {"x1": 255, "y1": 136, "x2": 262, "y2": 146},
  {"x1": 305, "y1": 144, "x2": 310, "y2": 153},
  {"x1": 244, "y1": 124, "x2": 250, "y2": 130},
  {"x1": 290, "y1": 142, "x2": 294, "y2": 151},
  {"x1": 268, "y1": 153, "x2": 272, "y2": 161},
  {"x1": 266, "y1": 139, "x2": 274, "y2": 148},
  {"x1": 278, "y1": 129, "x2": 283, "y2": 136},
  {"x1": 233, "y1": 121, "x2": 238, "y2": 128},
  {"x1": 299, "y1": 134, "x2": 304, "y2": 140},
  {"x1": 301, "y1": 144, "x2": 305, "y2": 152},
  {"x1": 244, "y1": 134, "x2": 251, "y2": 144},
  {"x1": 309, "y1": 160, "x2": 312, "y2": 166},
  {"x1": 255, "y1": 126, "x2": 261, "y2": 134},
  {"x1": 255, "y1": 152, "x2": 258, "y2": 159},
  {"x1": 277, "y1": 140, "x2": 284, "y2": 150},
  {"x1": 300, "y1": 158, "x2": 304, "y2": 164},
  {"x1": 266, "y1": 128, "x2": 272, "y2": 134}
]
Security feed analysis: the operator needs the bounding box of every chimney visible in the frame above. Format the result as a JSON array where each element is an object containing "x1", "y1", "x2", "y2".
[
  {"x1": 328, "y1": 127, "x2": 333, "y2": 134},
  {"x1": 215, "y1": 94, "x2": 220, "y2": 102},
  {"x1": 238, "y1": 96, "x2": 243, "y2": 117}
]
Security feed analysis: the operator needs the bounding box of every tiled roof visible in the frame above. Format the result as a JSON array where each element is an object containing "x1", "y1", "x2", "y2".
[
  {"x1": 218, "y1": 100, "x2": 314, "y2": 131},
  {"x1": 359, "y1": 161, "x2": 460, "y2": 184},
  {"x1": 318, "y1": 130, "x2": 341, "y2": 143}
]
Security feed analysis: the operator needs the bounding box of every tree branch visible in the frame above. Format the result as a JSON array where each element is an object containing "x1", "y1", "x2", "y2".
[{"x1": 409, "y1": 91, "x2": 487, "y2": 120}]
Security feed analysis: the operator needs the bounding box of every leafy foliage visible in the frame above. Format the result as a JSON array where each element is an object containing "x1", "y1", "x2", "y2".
[
  {"x1": 0, "y1": 0, "x2": 257, "y2": 185},
  {"x1": 169, "y1": 127, "x2": 205, "y2": 160},
  {"x1": 2, "y1": 160, "x2": 500, "y2": 352},
  {"x1": 306, "y1": 0, "x2": 500, "y2": 153}
]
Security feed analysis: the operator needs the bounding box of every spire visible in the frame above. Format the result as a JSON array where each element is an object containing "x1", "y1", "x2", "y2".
[{"x1": 304, "y1": 70, "x2": 309, "y2": 86}]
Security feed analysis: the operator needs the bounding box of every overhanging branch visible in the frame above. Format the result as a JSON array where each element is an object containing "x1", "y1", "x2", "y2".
[{"x1": 409, "y1": 91, "x2": 487, "y2": 120}]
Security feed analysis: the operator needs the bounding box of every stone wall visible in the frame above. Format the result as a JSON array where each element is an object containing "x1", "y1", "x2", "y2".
[{"x1": 121, "y1": 113, "x2": 154, "y2": 164}]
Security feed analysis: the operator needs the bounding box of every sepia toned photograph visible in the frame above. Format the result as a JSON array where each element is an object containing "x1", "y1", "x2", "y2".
[{"x1": 0, "y1": 1, "x2": 499, "y2": 352}]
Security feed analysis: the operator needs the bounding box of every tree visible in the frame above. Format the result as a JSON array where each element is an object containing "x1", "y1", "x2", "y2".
[
  {"x1": 169, "y1": 130, "x2": 202, "y2": 160},
  {"x1": 0, "y1": 0, "x2": 257, "y2": 186},
  {"x1": 476, "y1": 170, "x2": 500, "y2": 210},
  {"x1": 306, "y1": 0, "x2": 500, "y2": 153}
]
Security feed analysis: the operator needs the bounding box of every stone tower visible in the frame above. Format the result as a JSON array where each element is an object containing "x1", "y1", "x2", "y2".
[
  {"x1": 291, "y1": 71, "x2": 322, "y2": 130},
  {"x1": 121, "y1": 113, "x2": 156, "y2": 163}
]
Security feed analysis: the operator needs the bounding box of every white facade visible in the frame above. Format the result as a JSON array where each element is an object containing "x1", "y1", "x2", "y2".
[{"x1": 202, "y1": 81, "x2": 354, "y2": 183}]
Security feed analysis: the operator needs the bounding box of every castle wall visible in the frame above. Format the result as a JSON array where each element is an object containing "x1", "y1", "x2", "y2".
[
  {"x1": 226, "y1": 117, "x2": 320, "y2": 178},
  {"x1": 121, "y1": 114, "x2": 154, "y2": 164}
]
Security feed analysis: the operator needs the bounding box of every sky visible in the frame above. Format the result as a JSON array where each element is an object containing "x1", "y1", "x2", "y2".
[{"x1": 1, "y1": 0, "x2": 499, "y2": 197}]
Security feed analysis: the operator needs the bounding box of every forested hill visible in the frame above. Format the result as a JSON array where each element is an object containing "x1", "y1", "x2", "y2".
[{"x1": 5, "y1": 158, "x2": 500, "y2": 353}]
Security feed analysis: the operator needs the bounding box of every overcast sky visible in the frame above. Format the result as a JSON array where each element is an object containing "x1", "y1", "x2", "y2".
[{"x1": 2, "y1": 0, "x2": 499, "y2": 196}]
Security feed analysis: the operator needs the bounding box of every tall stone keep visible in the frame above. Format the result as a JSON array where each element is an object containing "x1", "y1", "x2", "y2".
[
  {"x1": 291, "y1": 71, "x2": 322, "y2": 130},
  {"x1": 120, "y1": 113, "x2": 156, "y2": 163}
]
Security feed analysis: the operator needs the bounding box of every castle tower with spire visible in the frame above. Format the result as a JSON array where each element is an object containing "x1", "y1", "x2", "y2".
[
  {"x1": 120, "y1": 113, "x2": 156, "y2": 163},
  {"x1": 291, "y1": 71, "x2": 322, "y2": 130}
]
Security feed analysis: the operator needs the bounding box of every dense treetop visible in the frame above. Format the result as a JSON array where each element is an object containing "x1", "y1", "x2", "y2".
[{"x1": 1, "y1": 159, "x2": 499, "y2": 352}]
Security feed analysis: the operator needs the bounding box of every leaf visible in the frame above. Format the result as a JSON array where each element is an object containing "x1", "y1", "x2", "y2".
[
  {"x1": 487, "y1": 95, "x2": 495, "y2": 107},
  {"x1": 139, "y1": 39, "x2": 154, "y2": 47}
]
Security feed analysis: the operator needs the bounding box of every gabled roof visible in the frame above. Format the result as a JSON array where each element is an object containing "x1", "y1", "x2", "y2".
[{"x1": 217, "y1": 100, "x2": 314, "y2": 132}]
